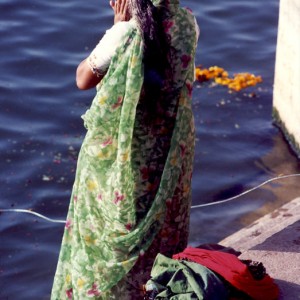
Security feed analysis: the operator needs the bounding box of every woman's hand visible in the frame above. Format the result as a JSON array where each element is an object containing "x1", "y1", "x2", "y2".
[{"x1": 110, "y1": 0, "x2": 130, "y2": 24}]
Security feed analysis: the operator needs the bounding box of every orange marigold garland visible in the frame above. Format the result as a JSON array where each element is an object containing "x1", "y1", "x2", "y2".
[{"x1": 195, "y1": 66, "x2": 262, "y2": 91}]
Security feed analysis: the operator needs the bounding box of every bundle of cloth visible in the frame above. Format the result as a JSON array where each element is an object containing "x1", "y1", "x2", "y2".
[{"x1": 143, "y1": 246, "x2": 279, "y2": 300}]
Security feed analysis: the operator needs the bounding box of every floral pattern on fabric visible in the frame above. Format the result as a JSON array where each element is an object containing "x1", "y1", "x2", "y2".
[{"x1": 51, "y1": 1, "x2": 198, "y2": 299}]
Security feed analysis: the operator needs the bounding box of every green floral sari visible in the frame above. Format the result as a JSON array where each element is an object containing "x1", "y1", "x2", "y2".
[{"x1": 51, "y1": 0, "x2": 198, "y2": 299}]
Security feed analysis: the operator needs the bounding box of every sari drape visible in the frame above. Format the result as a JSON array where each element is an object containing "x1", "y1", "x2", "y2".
[{"x1": 51, "y1": 0, "x2": 198, "y2": 298}]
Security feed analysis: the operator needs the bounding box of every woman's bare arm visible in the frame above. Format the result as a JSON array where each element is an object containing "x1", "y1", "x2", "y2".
[
  {"x1": 76, "y1": 0, "x2": 130, "y2": 90},
  {"x1": 76, "y1": 59, "x2": 103, "y2": 90}
]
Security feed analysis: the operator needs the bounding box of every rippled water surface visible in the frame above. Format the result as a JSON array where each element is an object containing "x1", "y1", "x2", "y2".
[{"x1": 1, "y1": 0, "x2": 299, "y2": 298}]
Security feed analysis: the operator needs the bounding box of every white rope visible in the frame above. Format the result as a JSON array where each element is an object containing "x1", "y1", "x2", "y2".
[
  {"x1": 1, "y1": 174, "x2": 300, "y2": 223},
  {"x1": 191, "y1": 173, "x2": 300, "y2": 209},
  {"x1": 0, "y1": 208, "x2": 66, "y2": 224}
]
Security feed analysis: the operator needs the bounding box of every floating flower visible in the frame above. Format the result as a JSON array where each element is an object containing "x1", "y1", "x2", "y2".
[
  {"x1": 195, "y1": 66, "x2": 227, "y2": 82},
  {"x1": 195, "y1": 66, "x2": 262, "y2": 91}
]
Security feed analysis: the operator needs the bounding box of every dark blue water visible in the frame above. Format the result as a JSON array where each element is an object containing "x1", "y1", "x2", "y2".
[{"x1": 1, "y1": 0, "x2": 299, "y2": 298}]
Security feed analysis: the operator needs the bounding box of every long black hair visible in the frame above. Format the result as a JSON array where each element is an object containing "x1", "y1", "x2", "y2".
[{"x1": 129, "y1": 0, "x2": 167, "y2": 90}]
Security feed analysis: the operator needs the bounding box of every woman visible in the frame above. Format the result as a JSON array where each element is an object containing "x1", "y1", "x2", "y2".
[{"x1": 51, "y1": 0, "x2": 198, "y2": 299}]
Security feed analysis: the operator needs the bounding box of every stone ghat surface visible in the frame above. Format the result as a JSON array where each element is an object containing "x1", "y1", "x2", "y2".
[{"x1": 220, "y1": 197, "x2": 300, "y2": 300}]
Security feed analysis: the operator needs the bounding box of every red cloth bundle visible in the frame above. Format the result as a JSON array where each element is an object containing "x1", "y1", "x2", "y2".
[{"x1": 173, "y1": 247, "x2": 279, "y2": 300}]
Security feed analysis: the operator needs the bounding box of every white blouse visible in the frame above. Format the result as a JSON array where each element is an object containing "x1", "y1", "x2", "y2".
[
  {"x1": 88, "y1": 18, "x2": 200, "y2": 77},
  {"x1": 88, "y1": 20, "x2": 135, "y2": 76}
]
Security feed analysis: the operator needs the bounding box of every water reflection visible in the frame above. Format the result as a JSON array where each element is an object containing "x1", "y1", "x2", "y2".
[{"x1": 189, "y1": 130, "x2": 300, "y2": 245}]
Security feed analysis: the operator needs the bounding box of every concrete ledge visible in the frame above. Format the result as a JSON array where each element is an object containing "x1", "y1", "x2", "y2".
[
  {"x1": 220, "y1": 197, "x2": 300, "y2": 299},
  {"x1": 273, "y1": 0, "x2": 300, "y2": 157},
  {"x1": 273, "y1": 108, "x2": 300, "y2": 158}
]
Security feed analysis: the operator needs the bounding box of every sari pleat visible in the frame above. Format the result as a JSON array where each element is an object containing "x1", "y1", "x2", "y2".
[{"x1": 51, "y1": 1, "x2": 198, "y2": 298}]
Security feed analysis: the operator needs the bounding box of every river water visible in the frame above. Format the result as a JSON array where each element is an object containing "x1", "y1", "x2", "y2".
[{"x1": 1, "y1": 0, "x2": 299, "y2": 298}]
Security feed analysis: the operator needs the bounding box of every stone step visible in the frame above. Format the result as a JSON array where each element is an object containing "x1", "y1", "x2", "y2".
[{"x1": 220, "y1": 197, "x2": 300, "y2": 299}]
